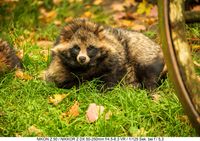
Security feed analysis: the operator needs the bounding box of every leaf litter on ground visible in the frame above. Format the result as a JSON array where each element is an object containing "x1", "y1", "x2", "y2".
[{"x1": 48, "y1": 94, "x2": 69, "y2": 106}]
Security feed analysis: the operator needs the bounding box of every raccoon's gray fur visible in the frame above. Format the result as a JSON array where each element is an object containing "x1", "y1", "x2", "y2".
[
  {"x1": 0, "y1": 39, "x2": 22, "y2": 74},
  {"x1": 43, "y1": 18, "x2": 165, "y2": 90}
]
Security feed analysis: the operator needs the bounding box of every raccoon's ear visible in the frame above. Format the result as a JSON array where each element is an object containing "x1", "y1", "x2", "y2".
[
  {"x1": 51, "y1": 43, "x2": 66, "y2": 54},
  {"x1": 59, "y1": 23, "x2": 80, "y2": 42},
  {"x1": 94, "y1": 25, "x2": 105, "y2": 40}
]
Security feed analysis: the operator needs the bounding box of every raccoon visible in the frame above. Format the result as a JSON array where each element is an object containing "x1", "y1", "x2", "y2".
[
  {"x1": 0, "y1": 39, "x2": 22, "y2": 74},
  {"x1": 43, "y1": 18, "x2": 165, "y2": 90}
]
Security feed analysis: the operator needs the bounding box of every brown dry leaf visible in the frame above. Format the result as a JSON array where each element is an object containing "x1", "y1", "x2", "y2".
[
  {"x1": 118, "y1": 19, "x2": 134, "y2": 27},
  {"x1": 39, "y1": 8, "x2": 57, "y2": 23},
  {"x1": 67, "y1": 101, "x2": 80, "y2": 117},
  {"x1": 131, "y1": 24, "x2": 146, "y2": 31},
  {"x1": 111, "y1": 3, "x2": 125, "y2": 12},
  {"x1": 61, "y1": 101, "x2": 80, "y2": 120},
  {"x1": 15, "y1": 69, "x2": 33, "y2": 80},
  {"x1": 53, "y1": 0, "x2": 62, "y2": 5},
  {"x1": 145, "y1": 17, "x2": 157, "y2": 25},
  {"x1": 48, "y1": 94, "x2": 69, "y2": 106},
  {"x1": 28, "y1": 125, "x2": 43, "y2": 136},
  {"x1": 86, "y1": 103, "x2": 105, "y2": 123}
]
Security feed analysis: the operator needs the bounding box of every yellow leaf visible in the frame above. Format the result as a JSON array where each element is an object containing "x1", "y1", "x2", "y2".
[
  {"x1": 105, "y1": 110, "x2": 112, "y2": 120},
  {"x1": 81, "y1": 11, "x2": 93, "y2": 18},
  {"x1": 136, "y1": 0, "x2": 146, "y2": 14},
  {"x1": 54, "y1": 20, "x2": 62, "y2": 26},
  {"x1": 48, "y1": 94, "x2": 69, "y2": 106},
  {"x1": 129, "y1": 127, "x2": 147, "y2": 137},
  {"x1": 28, "y1": 125, "x2": 43, "y2": 136},
  {"x1": 93, "y1": 0, "x2": 103, "y2": 5},
  {"x1": 15, "y1": 69, "x2": 33, "y2": 80},
  {"x1": 64, "y1": 16, "x2": 73, "y2": 23},
  {"x1": 118, "y1": 20, "x2": 134, "y2": 27},
  {"x1": 39, "y1": 8, "x2": 57, "y2": 23}
]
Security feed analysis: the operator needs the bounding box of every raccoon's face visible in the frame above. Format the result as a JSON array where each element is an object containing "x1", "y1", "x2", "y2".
[{"x1": 52, "y1": 32, "x2": 107, "y2": 71}]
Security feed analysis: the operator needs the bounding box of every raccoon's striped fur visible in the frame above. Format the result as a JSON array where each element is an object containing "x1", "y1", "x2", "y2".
[
  {"x1": 43, "y1": 18, "x2": 165, "y2": 90},
  {"x1": 0, "y1": 39, "x2": 22, "y2": 74}
]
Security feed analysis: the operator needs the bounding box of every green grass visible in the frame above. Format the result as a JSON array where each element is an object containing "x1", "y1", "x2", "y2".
[{"x1": 0, "y1": 0, "x2": 198, "y2": 137}]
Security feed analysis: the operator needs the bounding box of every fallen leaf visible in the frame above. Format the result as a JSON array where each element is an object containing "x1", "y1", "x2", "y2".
[
  {"x1": 93, "y1": 0, "x2": 102, "y2": 5},
  {"x1": 111, "y1": 3, "x2": 125, "y2": 12},
  {"x1": 113, "y1": 12, "x2": 127, "y2": 21},
  {"x1": 39, "y1": 8, "x2": 57, "y2": 23},
  {"x1": 53, "y1": 0, "x2": 62, "y2": 5},
  {"x1": 61, "y1": 101, "x2": 80, "y2": 119},
  {"x1": 28, "y1": 125, "x2": 43, "y2": 136},
  {"x1": 151, "y1": 93, "x2": 161, "y2": 102},
  {"x1": 105, "y1": 110, "x2": 112, "y2": 120},
  {"x1": 131, "y1": 24, "x2": 146, "y2": 31},
  {"x1": 118, "y1": 19, "x2": 134, "y2": 27},
  {"x1": 15, "y1": 69, "x2": 33, "y2": 80},
  {"x1": 64, "y1": 16, "x2": 73, "y2": 23},
  {"x1": 86, "y1": 103, "x2": 105, "y2": 123},
  {"x1": 36, "y1": 40, "x2": 53, "y2": 50},
  {"x1": 48, "y1": 94, "x2": 69, "y2": 106},
  {"x1": 176, "y1": 115, "x2": 190, "y2": 123},
  {"x1": 67, "y1": 101, "x2": 80, "y2": 117},
  {"x1": 129, "y1": 127, "x2": 147, "y2": 137},
  {"x1": 15, "y1": 133, "x2": 22, "y2": 137},
  {"x1": 81, "y1": 11, "x2": 93, "y2": 18},
  {"x1": 136, "y1": 0, "x2": 153, "y2": 15},
  {"x1": 54, "y1": 20, "x2": 62, "y2": 26}
]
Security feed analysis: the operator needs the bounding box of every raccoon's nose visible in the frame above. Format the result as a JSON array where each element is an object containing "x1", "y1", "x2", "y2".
[{"x1": 78, "y1": 56, "x2": 86, "y2": 63}]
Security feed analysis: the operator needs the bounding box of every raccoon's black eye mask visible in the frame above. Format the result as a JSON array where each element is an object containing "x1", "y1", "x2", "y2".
[
  {"x1": 70, "y1": 44, "x2": 80, "y2": 57},
  {"x1": 87, "y1": 45, "x2": 99, "y2": 57}
]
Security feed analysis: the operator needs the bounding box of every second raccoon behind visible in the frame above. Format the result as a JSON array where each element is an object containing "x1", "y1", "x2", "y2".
[
  {"x1": 43, "y1": 18, "x2": 165, "y2": 90},
  {"x1": 0, "y1": 39, "x2": 22, "y2": 75}
]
